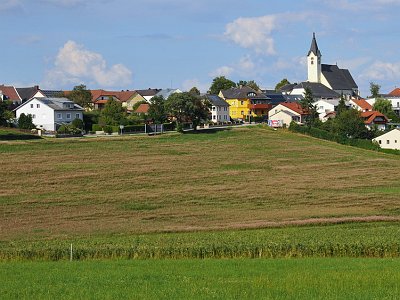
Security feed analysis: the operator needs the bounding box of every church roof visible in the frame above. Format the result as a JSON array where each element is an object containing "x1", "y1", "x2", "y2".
[
  {"x1": 308, "y1": 33, "x2": 321, "y2": 57},
  {"x1": 293, "y1": 82, "x2": 340, "y2": 99},
  {"x1": 321, "y1": 64, "x2": 358, "y2": 90}
]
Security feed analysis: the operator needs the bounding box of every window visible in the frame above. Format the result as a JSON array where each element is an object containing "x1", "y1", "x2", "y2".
[
  {"x1": 212, "y1": 107, "x2": 216, "y2": 111},
  {"x1": 213, "y1": 115, "x2": 216, "y2": 120},
  {"x1": 66, "y1": 113, "x2": 71, "y2": 119},
  {"x1": 30, "y1": 104, "x2": 34, "y2": 108},
  {"x1": 379, "y1": 140, "x2": 382, "y2": 144},
  {"x1": 37, "y1": 104, "x2": 40, "y2": 108},
  {"x1": 32, "y1": 114, "x2": 36, "y2": 119},
  {"x1": 241, "y1": 101, "x2": 244, "y2": 105},
  {"x1": 397, "y1": 102, "x2": 399, "y2": 107},
  {"x1": 319, "y1": 106, "x2": 324, "y2": 110},
  {"x1": 241, "y1": 111, "x2": 244, "y2": 115},
  {"x1": 76, "y1": 113, "x2": 80, "y2": 119},
  {"x1": 57, "y1": 113, "x2": 62, "y2": 119},
  {"x1": 387, "y1": 140, "x2": 390, "y2": 144},
  {"x1": 395, "y1": 140, "x2": 398, "y2": 144}
]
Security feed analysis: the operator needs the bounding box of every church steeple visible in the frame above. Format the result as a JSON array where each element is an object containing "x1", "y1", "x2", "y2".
[
  {"x1": 308, "y1": 32, "x2": 321, "y2": 57},
  {"x1": 307, "y1": 33, "x2": 322, "y2": 83}
]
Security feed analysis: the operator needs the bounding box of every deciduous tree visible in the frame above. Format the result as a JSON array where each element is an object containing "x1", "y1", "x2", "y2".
[
  {"x1": 370, "y1": 82, "x2": 381, "y2": 98},
  {"x1": 208, "y1": 76, "x2": 236, "y2": 95},
  {"x1": 148, "y1": 95, "x2": 167, "y2": 124},
  {"x1": 67, "y1": 84, "x2": 92, "y2": 109},
  {"x1": 275, "y1": 78, "x2": 291, "y2": 91}
]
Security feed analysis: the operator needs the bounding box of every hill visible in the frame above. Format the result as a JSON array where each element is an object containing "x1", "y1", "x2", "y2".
[{"x1": 1, "y1": 125, "x2": 399, "y2": 243}]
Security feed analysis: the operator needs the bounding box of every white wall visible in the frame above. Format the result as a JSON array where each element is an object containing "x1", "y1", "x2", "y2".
[
  {"x1": 211, "y1": 106, "x2": 230, "y2": 123},
  {"x1": 373, "y1": 129, "x2": 400, "y2": 150},
  {"x1": 307, "y1": 52, "x2": 321, "y2": 83},
  {"x1": 16, "y1": 99, "x2": 55, "y2": 131}
]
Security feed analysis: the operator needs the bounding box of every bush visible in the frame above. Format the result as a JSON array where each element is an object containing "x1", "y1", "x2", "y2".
[
  {"x1": 72, "y1": 118, "x2": 84, "y2": 130},
  {"x1": 57, "y1": 124, "x2": 81, "y2": 135},
  {"x1": 18, "y1": 113, "x2": 35, "y2": 130},
  {"x1": 92, "y1": 124, "x2": 103, "y2": 132},
  {"x1": 103, "y1": 126, "x2": 113, "y2": 134}
]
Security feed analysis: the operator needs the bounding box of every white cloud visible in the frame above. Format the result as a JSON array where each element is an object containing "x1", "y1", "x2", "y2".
[
  {"x1": 181, "y1": 79, "x2": 209, "y2": 93},
  {"x1": 209, "y1": 66, "x2": 235, "y2": 78},
  {"x1": 360, "y1": 61, "x2": 400, "y2": 81},
  {"x1": 224, "y1": 15, "x2": 277, "y2": 55},
  {"x1": 43, "y1": 40, "x2": 132, "y2": 89}
]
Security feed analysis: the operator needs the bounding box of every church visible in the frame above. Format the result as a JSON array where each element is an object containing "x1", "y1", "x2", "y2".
[{"x1": 306, "y1": 33, "x2": 359, "y2": 98}]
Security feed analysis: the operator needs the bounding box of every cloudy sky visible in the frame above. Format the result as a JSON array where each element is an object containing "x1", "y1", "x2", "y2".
[{"x1": 1, "y1": 0, "x2": 400, "y2": 95}]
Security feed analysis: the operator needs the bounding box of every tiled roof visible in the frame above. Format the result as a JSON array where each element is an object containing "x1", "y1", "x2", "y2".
[
  {"x1": 16, "y1": 86, "x2": 40, "y2": 101},
  {"x1": 221, "y1": 86, "x2": 270, "y2": 100},
  {"x1": 389, "y1": 88, "x2": 400, "y2": 97},
  {"x1": 293, "y1": 82, "x2": 340, "y2": 99},
  {"x1": 135, "y1": 103, "x2": 149, "y2": 114},
  {"x1": 280, "y1": 102, "x2": 309, "y2": 115},
  {"x1": 136, "y1": 89, "x2": 162, "y2": 97},
  {"x1": 90, "y1": 90, "x2": 135, "y2": 103},
  {"x1": 361, "y1": 111, "x2": 388, "y2": 124},
  {"x1": 0, "y1": 85, "x2": 21, "y2": 101},
  {"x1": 205, "y1": 95, "x2": 230, "y2": 107},
  {"x1": 352, "y1": 98, "x2": 372, "y2": 111}
]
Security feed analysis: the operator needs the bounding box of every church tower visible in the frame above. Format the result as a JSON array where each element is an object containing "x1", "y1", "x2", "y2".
[{"x1": 307, "y1": 33, "x2": 321, "y2": 83}]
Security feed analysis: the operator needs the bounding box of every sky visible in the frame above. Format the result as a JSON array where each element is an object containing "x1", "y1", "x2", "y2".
[{"x1": 1, "y1": 0, "x2": 400, "y2": 96}]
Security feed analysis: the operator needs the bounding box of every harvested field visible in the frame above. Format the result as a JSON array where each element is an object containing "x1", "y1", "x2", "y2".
[{"x1": 1, "y1": 125, "x2": 400, "y2": 241}]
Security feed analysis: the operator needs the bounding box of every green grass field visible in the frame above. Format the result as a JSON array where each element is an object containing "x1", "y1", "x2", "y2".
[
  {"x1": 1, "y1": 258, "x2": 400, "y2": 299},
  {"x1": 0, "y1": 127, "x2": 41, "y2": 141},
  {"x1": 2, "y1": 125, "x2": 400, "y2": 298}
]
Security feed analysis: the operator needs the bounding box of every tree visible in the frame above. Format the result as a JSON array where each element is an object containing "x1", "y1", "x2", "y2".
[
  {"x1": 189, "y1": 87, "x2": 200, "y2": 96},
  {"x1": 99, "y1": 98, "x2": 126, "y2": 126},
  {"x1": 148, "y1": 95, "x2": 167, "y2": 124},
  {"x1": 373, "y1": 98, "x2": 393, "y2": 116},
  {"x1": 237, "y1": 80, "x2": 260, "y2": 91},
  {"x1": 18, "y1": 113, "x2": 35, "y2": 129},
  {"x1": 370, "y1": 82, "x2": 381, "y2": 98},
  {"x1": 335, "y1": 109, "x2": 369, "y2": 139},
  {"x1": 0, "y1": 101, "x2": 13, "y2": 126},
  {"x1": 208, "y1": 76, "x2": 236, "y2": 95},
  {"x1": 300, "y1": 87, "x2": 319, "y2": 127},
  {"x1": 336, "y1": 93, "x2": 347, "y2": 116},
  {"x1": 166, "y1": 92, "x2": 210, "y2": 132},
  {"x1": 275, "y1": 78, "x2": 291, "y2": 91},
  {"x1": 67, "y1": 84, "x2": 92, "y2": 109},
  {"x1": 71, "y1": 118, "x2": 84, "y2": 130}
]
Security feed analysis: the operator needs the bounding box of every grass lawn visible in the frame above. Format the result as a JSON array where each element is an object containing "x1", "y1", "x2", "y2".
[
  {"x1": 0, "y1": 127, "x2": 41, "y2": 141},
  {"x1": 1, "y1": 258, "x2": 400, "y2": 299}
]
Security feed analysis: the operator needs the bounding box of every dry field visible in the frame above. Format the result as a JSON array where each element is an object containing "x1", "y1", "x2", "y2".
[{"x1": 1, "y1": 126, "x2": 400, "y2": 241}]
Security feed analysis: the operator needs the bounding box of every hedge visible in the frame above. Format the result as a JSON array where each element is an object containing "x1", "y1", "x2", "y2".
[{"x1": 289, "y1": 122, "x2": 400, "y2": 155}]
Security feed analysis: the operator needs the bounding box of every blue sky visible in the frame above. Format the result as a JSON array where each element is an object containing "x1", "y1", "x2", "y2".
[{"x1": 1, "y1": 0, "x2": 400, "y2": 96}]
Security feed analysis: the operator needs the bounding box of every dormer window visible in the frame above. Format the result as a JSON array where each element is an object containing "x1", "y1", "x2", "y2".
[{"x1": 247, "y1": 92, "x2": 257, "y2": 97}]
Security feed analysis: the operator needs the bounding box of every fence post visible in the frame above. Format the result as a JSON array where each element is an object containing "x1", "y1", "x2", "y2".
[{"x1": 70, "y1": 243, "x2": 73, "y2": 261}]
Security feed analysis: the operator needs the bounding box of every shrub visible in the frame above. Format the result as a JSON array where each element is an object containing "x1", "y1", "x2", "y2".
[
  {"x1": 103, "y1": 126, "x2": 113, "y2": 134},
  {"x1": 92, "y1": 124, "x2": 103, "y2": 132},
  {"x1": 18, "y1": 113, "x2": 36, "y2": 130},
  {"x1": 71, "y1": 118, "x2": 84, "y2": 130}
]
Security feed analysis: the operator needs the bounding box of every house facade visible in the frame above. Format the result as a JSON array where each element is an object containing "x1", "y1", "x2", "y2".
[
  {"x1": 126, "y1": 89, "x2": 161, "y2": 111},
  {"x1": 373, "y1": 129, "x2": 400, "y2": 150},
  {"x1": 219, "y1": 86, "x2": 271, "y2": 121},
  {"x1": 15, "y1": 97, "x2": 84, "y2": 131},
  {"x1": 361, "y1": 111, "x2": 388, "y2": 131},
  {"x1": 205, "y1": 95, "x2": 230, "y2": 123},
  {"x1": 268, "y1": 102, "x2": 308, "y2": 127},
  {"x1": 314, "y1": 99, "x2": 349, "y2": 122}
]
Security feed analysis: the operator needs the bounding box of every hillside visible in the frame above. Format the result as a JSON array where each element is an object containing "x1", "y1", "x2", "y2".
[{"x1": 1, "y1": 125, "x2": 399, "y2": 242}]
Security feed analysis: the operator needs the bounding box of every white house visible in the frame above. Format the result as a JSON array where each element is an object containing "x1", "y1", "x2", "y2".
[
  {"x1": 373, "y1": 129, "x2": 400, "y2": 150},
  {"x1": 314, "y1": 99, "x2": 348, "y2": 121},
  {"x1": 205, "y1": 95, "x2": 230, "y2": 123},
  {"x1": 15, "y1": 97, "x2": 84, "y2": 131},
  {"x1": 268, "y1": 102, "x2": 308, "y2": 127}
]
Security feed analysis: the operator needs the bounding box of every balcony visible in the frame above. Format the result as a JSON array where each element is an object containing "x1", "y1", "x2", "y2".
[{"x1": 250, "y1": 104, "x2": 270, "y2": 109}]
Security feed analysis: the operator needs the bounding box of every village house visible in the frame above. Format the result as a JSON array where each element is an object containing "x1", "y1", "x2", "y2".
[
  {"x1": 349, "y1": 98, "x2": 373, "y2": 112},
  {"x1": 366, "y1": 88, "x2": 400, "y2": 117},
  {"x1": 219, "y1": 86, "x2": 271, "y2": 121},
  {"x1": 15, "y1": 97, "x2": 84, "y2": 132},
  {"x1": 204, "y1": 95, "x2": 230, "y2": 123},
  {"x1": 126, "y1": 89, "x2": 161, "y2": 111},
  {"x1": 268, "y1": 102, "x2": 309, "y2": 127},
  {"x1": 373, "y1": 128, "x2": 400, "y2": 150},
  {"x1": 0, "y1": 85, "x2": 22, "y2": 106},
  {"x1": 361, "y1": 110, "x2": 388, "y2": 131}
]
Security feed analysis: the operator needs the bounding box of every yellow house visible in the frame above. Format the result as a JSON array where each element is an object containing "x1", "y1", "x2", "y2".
[{"x1": 219, "y1": 86, "x2": 271, "y2": 121}]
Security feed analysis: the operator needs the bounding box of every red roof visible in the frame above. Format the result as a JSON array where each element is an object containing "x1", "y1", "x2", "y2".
[
  {"x1": 389, "y1": 88, "x2": 400, "y2": 97},
  {"x1": 91, "y1": 89, "x2": 136, "y2": 103},
  {"x1": 361, "y1": 110, "x2": 388, "y2": 124},
  {"x1": 0, "y1": 85, "x2": 21, "y2": 101},
  {"x1": 280, "y1": 102, "x2": 309, "y2": 115},
  {"x1": 352, "y1": 98, "x2": 372, "y2": 111},
  {"x1": 135, "y1": 103, "x2": 149, "y2": 114}
]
